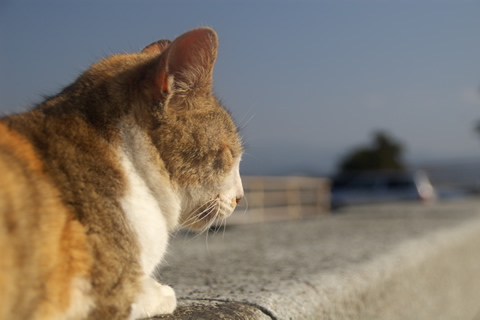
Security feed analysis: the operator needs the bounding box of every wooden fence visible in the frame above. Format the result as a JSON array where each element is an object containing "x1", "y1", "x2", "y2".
[{"x1": 228, "y1": 176, "x2": 331, "y2": 225}]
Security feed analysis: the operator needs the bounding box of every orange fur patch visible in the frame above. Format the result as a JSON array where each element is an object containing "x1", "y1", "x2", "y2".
[{"x1": 0, "y1": 124, "x2": 92, "y2": 320}]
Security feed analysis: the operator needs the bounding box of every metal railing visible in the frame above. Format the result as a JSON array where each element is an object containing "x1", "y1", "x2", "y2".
[{"x1": 229, "y1": 176, "x2": 331, "y2": 224}]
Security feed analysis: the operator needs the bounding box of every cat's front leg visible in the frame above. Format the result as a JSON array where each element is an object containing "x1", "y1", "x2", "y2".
[{"x1": 129, "y1": 277, "x2": 176, "y2": 319}]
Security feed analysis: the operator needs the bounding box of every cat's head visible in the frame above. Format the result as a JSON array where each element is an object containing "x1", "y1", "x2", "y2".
[{"x1": 128, "y1": 28, "x2": 244, "y2": 230}]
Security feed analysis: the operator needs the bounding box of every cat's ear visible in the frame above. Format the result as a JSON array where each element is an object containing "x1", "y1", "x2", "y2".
[
  {"x1": 141, "y1": 40, "x2": 172, "y2": 55},
  {"x1": 152, "y1": 27, "x2": 218, "y2": 104}
]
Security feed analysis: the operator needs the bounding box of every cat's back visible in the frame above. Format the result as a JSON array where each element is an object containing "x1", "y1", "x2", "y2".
[{"x1": 0, "y1": 123, "x2": 93, "y2": 320}]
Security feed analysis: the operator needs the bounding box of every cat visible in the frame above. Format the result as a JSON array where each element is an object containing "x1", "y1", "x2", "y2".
[{"x1": 0, "y1": 27, "x2": 244, "y2": 320}]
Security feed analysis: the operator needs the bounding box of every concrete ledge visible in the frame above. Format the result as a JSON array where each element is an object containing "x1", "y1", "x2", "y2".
[
  {"x1": 154, "y1": 200, "x2": 480, "y2": 319},
  {"x1": 152, "y1": 300, "x2": 271, "y2": 319}
]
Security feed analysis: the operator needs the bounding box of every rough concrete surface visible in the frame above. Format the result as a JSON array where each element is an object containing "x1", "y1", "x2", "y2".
[
  {"x1": 151, "y1": 300, "x2": 271, "y2": 320},
  {"x1": 153, "y1": 199, "x2": 480, "y2": 320}
]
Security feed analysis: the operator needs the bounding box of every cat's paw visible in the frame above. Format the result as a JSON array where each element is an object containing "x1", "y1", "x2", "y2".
[
  {"x1": 153, "y1": 284, "x2": 176, "y2": 314},
  {"x1": 130, "y1": 279, "x2": 177, "y2": 319}
]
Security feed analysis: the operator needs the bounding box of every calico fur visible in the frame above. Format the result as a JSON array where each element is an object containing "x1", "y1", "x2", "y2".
[{"x1": 0, "y1": 27, "x2": 243, "y2": 320}]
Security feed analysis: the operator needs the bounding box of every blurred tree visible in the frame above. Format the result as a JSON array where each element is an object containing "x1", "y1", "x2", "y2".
[{"x1": 338, "y1": 131, "x2": 406, "y2": 172}]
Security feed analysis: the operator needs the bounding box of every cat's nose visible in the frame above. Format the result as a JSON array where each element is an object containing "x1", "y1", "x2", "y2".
[{"x1": 235, "y1": 195, "x2": 243, "y2": 204}]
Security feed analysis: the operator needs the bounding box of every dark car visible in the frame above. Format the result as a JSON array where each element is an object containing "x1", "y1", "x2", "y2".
[{"x1": 330, "y1": 170, "x2": 436, "y2": 209}]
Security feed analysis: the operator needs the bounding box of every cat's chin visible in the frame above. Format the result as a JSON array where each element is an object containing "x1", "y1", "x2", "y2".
[{"x1": 181, "y1": 195, "x2": 236, "y2": 231}]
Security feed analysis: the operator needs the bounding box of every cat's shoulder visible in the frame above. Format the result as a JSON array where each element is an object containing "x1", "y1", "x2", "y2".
[{"x1": 0, "y1": 121, "x2": 44, "y2": 176}]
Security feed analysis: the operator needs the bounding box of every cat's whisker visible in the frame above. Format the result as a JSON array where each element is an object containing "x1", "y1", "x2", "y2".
[
  {"x1": 181, "y1": 209, "x2": 208, "y2": 228},
  {"x1": 181, "y1": 198, "x2": 222, "y2": 237},
  {"x1": 203, "y1": 203, "x2": 222, "y2": 235},
  {"x1": 188, "y1": 203, "x2": 217, "y2": 227},
  {"x1": 241, "y1": 151, "x2": 259, "y2": 161},
  {"x1": 221, "y1": 216, "x2": 228, "y2": 239},
  {"x1": 202, "y1": 217, "x2": 215, "y2": 254},
  {"x1": 204, "y1": 225, "x2": 211, "y2": 255},
  {"x1": 238, "y1": 112, "x2": 256, "y2": 130},
  {"x1": 181, "y1": 229, "x2": 192, "y2": 245},
  {"x1": 205, "y1": 205, "x2": 220, "y2": 232},
  {"x1": 236, "y1": 105, "x2": 256, "y2": 130},
  {"x1": 211, "y1": 208, "x2": 223, "y2": 237},
  {"x1": 181, "y1": 199, "x2": 217, "y2": 227},
  {"x1": 242, "y1": 194, "x2": 249, "y2": 214}
]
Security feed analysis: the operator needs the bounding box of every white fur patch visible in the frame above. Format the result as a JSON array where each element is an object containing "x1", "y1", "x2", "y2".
[
  {"x1": 129, "y1": 279, "x2": 176, "y2": 319},
  {"x1": 62, "y1": 276, "x2": 94, "y2": 320},
  {"x1": 118, "y1": 122, "x2": 182, "y2": 319},
  {"x1": 119, "y1": 148, "x2": 170, "y2": 276},
  {"x1": 117, "y1": 121, "x2": 181, "y2": 276}
]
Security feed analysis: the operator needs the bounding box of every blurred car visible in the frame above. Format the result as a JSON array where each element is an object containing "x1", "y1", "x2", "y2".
[{"x1": 330, "y1": 170, "x2": 436, "y2": 210}]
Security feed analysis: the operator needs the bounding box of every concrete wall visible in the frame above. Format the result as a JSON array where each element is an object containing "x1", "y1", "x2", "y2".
[{"x1": 155, "y1": 200, "x2": 480, "y2": 320}]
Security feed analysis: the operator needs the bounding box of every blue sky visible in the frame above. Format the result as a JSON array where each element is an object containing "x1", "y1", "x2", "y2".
[{"x1": 1, "y1": 1, "x2": 480, "y2": 175}]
